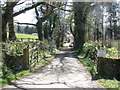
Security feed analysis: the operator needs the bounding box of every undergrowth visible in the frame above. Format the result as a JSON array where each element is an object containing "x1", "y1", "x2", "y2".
[
  {"x1": 1, "y1": 48, "x2": 60, "y2": 86},
  {"x1": 77, "y1": 54, "x2": 120, "y2": 89}
]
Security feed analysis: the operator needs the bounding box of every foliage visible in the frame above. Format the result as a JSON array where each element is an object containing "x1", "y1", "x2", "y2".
[
  {"x1": 0, "y1": 65, "x2": 30, "y2": 86},
  {"x1": 16, "y1": 25, "x2": 37, "y2": 34},
  {"x1": 79, "y1": 41, "x2": 120, "y2": 89},
  {"x1": 83, "y1": 41, "x2": 118, "y2": 58},
  {"x1": 40, "y1": 39, "x2": 50, "y2": 50},
  {"x1": 77, "y1": 55, "x2": 97, "y2": 78},
  {"x1": 83, "y1": 41, "x2": 98, "y2": 58},
  {"x1": 1, "y1": 46, "x2": 59, "y2": 86},
  {"x1": 1, "y1": 49, "x2": 57, "y2": 86},
  {"x1": 1, "y1": 37, "x2": 60, "y2": 86},
  {"x1": 83, "y1": 42, "x2": 95, "y2": 52},
  {"x1": 2, "y1": 41, "x2": 27, "y2": 55},
  {"x1": 77, "y1": 54, "x2": 120, "y2": 89},
  {"x1": 106, "y1": 47, "x2": 118, "y2": 58},
  {"x1": 99, "y1": 78, "x2": 120, "y2": 89}
]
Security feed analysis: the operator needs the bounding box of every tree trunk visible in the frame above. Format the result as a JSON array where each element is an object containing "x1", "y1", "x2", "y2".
[
  {"x1": 43, "y1": 24, "x2": 49, "y2": 39},
  {"x1": 73, "y1": 2, "x2": 86, "y2": 52},
  {"x1": 2, "y1": 14, "x2": 8, "y2": 42},
  {"x1": 59, "y1": 26, "x2": 65, "y2": 47},
  {"x1": 36, "y1": 19, "x2": 43, "y2": 41},
  {"x1": 8, "y1": 6, "x2": 16, "y2": 40},
  {"x1": 50, "y1": 14, "x2": 57, "y2": 36},
  {"x1": 0, "y1": 7, "x2": 2, "y2": 42},
  {"x1": 2, "y1": 2, "x2": 17, "y2": 42},
  {"x1": 70, "y1": 14, "x2": 74, "y2": 36}
]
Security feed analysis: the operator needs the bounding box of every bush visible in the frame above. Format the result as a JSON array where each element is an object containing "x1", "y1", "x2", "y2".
[
  {"x1": 83, "y1": 41, "x2": 118, "y2": 58},
  {"x1": 79, "y1": 58, "x2": 97, "y2": 78}
]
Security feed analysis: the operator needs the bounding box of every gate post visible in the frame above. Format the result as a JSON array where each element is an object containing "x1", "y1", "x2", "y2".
[
  {"x1": 118, "y1": 40, "x2": 120, "y2": 58},
  {"x1": 23, "y1": 45, "x2": 29, "y2": 69}
]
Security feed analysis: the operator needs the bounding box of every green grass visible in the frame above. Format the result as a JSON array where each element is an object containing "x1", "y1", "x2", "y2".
[
  {"x1": 99, "y1": 79, "x2": 120, "y2": 89},
  {"x1": 7, "y1": 33, "x2": 38, "y2": 42},
  {"x1": 78, "y1": 56, "x2": 97, "y2": 78},
  {"x1": 16, "y1": 33, "x2": 38, "y2": 39},
  {"x1": 0, "y1": 69, "x2": 30, "y2": 86},
  {"x1": 7, "y1": 33, "x2": 38, "y2": 40}
]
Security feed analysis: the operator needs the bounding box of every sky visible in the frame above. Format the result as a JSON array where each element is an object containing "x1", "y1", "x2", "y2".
[
  {"x1": 14, "y1": 0, "x2": 120, "y2": 25},
  {"x1": 0, "y1": 0, "x2": 37, "y2": 24},
  {"x1": 14, "y1": 1, "x2": 71, "y2": 24},
  {"x1": 14, "y1": 1, "x2": 37, "y2": 24},
  {"x1": 14, "y1": 9, "x2": 37, "y2": 24}
]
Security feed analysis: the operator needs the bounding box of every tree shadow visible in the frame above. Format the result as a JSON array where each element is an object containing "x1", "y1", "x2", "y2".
[
  {"x1": 92, "y1": 74, "x2": 120, "y2": 81},
  {"x1": 55, "y1": 47, "x2": 74, "y2": 61},
  {"x1": 4, "y1": 82, "x2": 28, "y2": 90}
]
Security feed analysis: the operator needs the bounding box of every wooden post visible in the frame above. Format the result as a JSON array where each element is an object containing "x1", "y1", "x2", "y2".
[
  {"x1": 28, "y1": 38, "x2": 30, "y2": 42},
  {"x1": 23, "y1": 45, "x2": 29, "y2": 69},
  {"x1": 118, "y1": 40, "x2": 120, "y2": 59}
]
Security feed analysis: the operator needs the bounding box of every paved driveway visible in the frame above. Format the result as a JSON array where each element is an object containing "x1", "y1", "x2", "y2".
[{"x1": 3, "y1": 46, "x2": 104, "y2": 89}]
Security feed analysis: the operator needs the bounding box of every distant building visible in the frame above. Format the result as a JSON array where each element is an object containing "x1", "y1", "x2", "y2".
[{"x1": 32, "y1": 33, "x2": 38, "y2": 36}]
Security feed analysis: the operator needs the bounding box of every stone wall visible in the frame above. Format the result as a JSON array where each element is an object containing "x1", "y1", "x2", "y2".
[
  {"x1": 97, "y1": 57, "x2": 120, "y2": 80},
  {"x1": 4, "y1": 54, "x2": 24, "y2": 70}
]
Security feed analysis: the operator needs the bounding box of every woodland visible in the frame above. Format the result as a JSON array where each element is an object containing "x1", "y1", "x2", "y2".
[{"x1": 0, "y1": 0, "x2": 120, "y2": 88}]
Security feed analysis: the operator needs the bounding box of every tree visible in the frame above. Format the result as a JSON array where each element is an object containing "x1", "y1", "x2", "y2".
[
  {"x1": 73, "y1": 2, "x2": 92, "y2": 53},
  {"x1": 106, "y1": 2, "x2": 119, "y2": 40},
  {"x1": 8, "y1": 3, "x2": 16, "y2": 40},
  {"x1": 34, "y1": 2, "x2": 68, "y2": 41},
  {"x1": 2, "y1": 1, "x2": 44, "y2": 42},
  {"x1": 2, "y1": 2, "x2": 19, "y2": 41},
  {"x1": 34, "y1": 4, "x2": 54, "y2": 41}
]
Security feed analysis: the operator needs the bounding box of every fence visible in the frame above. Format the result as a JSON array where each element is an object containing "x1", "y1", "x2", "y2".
[
  {"x1": 29, "y1": 42, "x2": 42, "y2": 68},
  {"x1": 2, "y1": 39, "x2": 46, "y2": 70}
]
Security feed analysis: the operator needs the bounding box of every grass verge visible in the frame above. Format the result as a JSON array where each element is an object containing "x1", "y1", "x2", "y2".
[{"x1": 99, "y1": 78, "x2": 120, "y2": 89}]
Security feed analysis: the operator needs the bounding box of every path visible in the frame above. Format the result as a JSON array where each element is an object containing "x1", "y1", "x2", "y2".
[{"x1": 3, "y1": 45, "x2": 104, "y2": 89}]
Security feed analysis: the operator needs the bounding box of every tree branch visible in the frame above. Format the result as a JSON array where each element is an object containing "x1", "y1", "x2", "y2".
[
  {"x1": 13, "y1": 2, "x2": 45, "y2": 17},
  {"x1": 43, "y1": 3, "x2": 73, "y2": 12},
  {"x1": 34, "y1": 6, "x2": 39, "y2": 19},
  {"x1": 15, "y1": 22, "x2": 36, "y2": 26},
  {"x1": 70, "y1": 13, "x2": 74, "y2": 36},
  {"x1": 16, "y1": 0, "x2": 26, "y2": 6}
]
